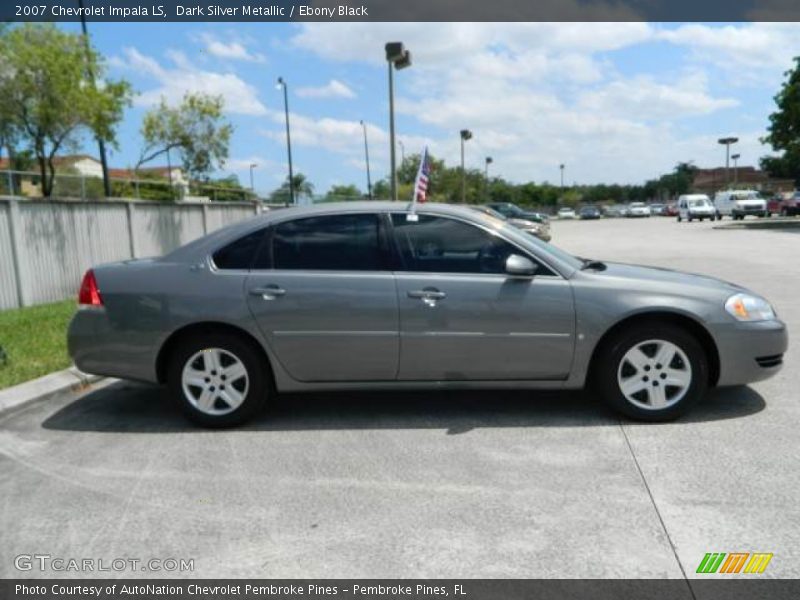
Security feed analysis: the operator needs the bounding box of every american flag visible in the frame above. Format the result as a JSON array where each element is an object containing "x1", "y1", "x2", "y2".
[{"x1": 413, "y1": 147, "x2": 432, "y2": 203}]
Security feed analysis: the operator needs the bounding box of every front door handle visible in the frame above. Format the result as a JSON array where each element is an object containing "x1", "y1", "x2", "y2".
[
  {"x1": 407, "y1": 288, "x2": 446, "y2": 306},
  {"x1": 250, "y1": 285, "x2": 286, "y2": 300}
]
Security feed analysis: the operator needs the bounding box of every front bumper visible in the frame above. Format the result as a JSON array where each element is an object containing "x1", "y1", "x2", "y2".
[
  {"x1": 733, "y1": 204, "x2": 767, "y2": 215},
  {"x1": 713, "y1": 319, "x2": 788, "y2": 386}
]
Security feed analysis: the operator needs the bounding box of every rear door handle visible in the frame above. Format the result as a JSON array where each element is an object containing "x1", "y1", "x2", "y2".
[
  {"x1": 250, "y1": 285, "x2": 286, "y2": 300},
  {"x1": 407, "y1": 288, "x2": 446, "y2": 306},
  {"x1": 408, "y1": 289, "x2": 446, "y2": 299}
]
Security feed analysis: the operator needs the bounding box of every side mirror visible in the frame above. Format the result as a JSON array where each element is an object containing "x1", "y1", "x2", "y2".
[{"x1": 505, "y1": 254, "x2": 537, "y2": 277}]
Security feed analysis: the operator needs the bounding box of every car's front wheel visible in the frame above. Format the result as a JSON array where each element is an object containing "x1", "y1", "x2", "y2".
[
  {"x1": 167, "y1": 333, "x2": 269, "y2": 427},
  {"x1": 595, "y1": 323, "x2": 708, "y2": 421}
]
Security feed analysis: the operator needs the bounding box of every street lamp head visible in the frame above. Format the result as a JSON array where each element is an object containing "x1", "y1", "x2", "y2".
[
  {"x1": 485, "y1": 156, "x2": 493, "y2": 164},
  {"x1": 250, "y1": 163, "x2": 257, "y2": 168},
  {"x1": 560, "y1": 163, "x2": 565, "y2": 169},
  {"x1": 718, "y1": 136, "x2": 738, "y2": 145},
  {"x1": 385, "y1": 42, "x2": 405, "y2": 62},
  {"x1": 460, "y1": 129, "x2": 473, "y2": 141},
  {"x1": 732, "y1": 153, "x2": 741, "y2": 160},
  {"x1": 394, "y1": 50, "x2": 412, "y2": 70},
  {"x1": 276, "y1": 77, "x2": 285, "y2": 90}
]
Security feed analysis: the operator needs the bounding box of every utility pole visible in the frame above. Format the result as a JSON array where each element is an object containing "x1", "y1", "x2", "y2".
[
  {"x1": 78, "y1": 0, "x2": 111, "y2": 198},
  {"x1": 277, "y1": 77, "x2": 295, "y2": 206},
  {"x1": 385, "y1": 42, "x2": 412, "y2": 201},
  {"x1": 460, "y1": 129, "x2": 472, "y2": 203},
  {"x1": 360, "y1": 120, "x2": 373, "y2": 199}
]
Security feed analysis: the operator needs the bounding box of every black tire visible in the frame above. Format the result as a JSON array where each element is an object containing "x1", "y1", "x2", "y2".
[
  {"x1": 593, "y1": 322, "x2": 708, "y2": 422},
  {"x1": 167, "y1": 332, "x2": 270, "y2": 427},
  {"x1": 677, "y1": 216, "x2": 682, "y2": 222},
  {"x1": 688, "y1": 216, "x2": 693, "y2": 222}
]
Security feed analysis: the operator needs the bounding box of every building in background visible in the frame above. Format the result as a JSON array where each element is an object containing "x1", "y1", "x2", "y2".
[{"x1": 692, "y1": 166, "x2": 795, "y2": 195}]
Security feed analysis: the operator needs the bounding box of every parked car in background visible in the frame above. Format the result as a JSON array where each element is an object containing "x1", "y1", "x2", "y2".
[
  {"x1": 557, "y1": 207, "x2": 577, "y2": 219},
  {"x1": 579, "y1": 205, "x2": 602, "y2": 220},
  {"x1": 68, "y1": 201, "x2": 787, "y2": 426},
  {"x1": 777, "y1": 191, "x2": 800, "y2": 217},
  {"x1": 677, "y1": 194, "x2": 716, "y2": 222},
  {"x1": 488, "y1": 202, "x2": 551, "y2": 226},
  {"x1": 470, "y1": 205, "x2": 551, "y2": 242},
  {"x1": 664, "y1": 203, "x2": 679, "y2": 217},
  {"x1": 626, "y1": 202, "x2": 651, "y2": 218},
  {"x1": 649, "y1": 203, "x2": 666, "y2": 216},
  {"x1": 714, "y1": 190, "x2": 768, "y2": 220},
  {"x1": 767, "y1": 194, "x2": 785, "y2": 216},
  {"x1": 603, "y1": 204, "x2": 627, "y2": 218}
]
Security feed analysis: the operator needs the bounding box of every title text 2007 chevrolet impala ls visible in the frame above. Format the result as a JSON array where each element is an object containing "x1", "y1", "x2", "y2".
[{"x1": 68, "y1": 202, "x2": 787, "y2": 427}]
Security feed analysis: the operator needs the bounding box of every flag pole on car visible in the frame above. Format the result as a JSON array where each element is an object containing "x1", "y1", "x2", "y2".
[{"x1": 409, "y1": 146, "x2": 431, "y2": 221}]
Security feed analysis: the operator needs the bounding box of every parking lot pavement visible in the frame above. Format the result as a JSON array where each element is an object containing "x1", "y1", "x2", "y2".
[{"x1": 1, "y1": 217, "x2": 797, "y2": 582}]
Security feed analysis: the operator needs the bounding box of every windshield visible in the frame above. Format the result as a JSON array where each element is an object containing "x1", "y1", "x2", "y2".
[
  {"x1": 630, "y1": 202, "x2": 646, "y2": 208},
  {"x1": 688, "y1": 199, "x2": 708, "y2": 207}
]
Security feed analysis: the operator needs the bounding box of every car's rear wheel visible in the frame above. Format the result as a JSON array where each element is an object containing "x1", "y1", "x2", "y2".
[
  {"x1": 167, "y1": 333, "x2": 269, "y2": 427},
  {"x1": 595, "y1": 323, "x2": 708, "y2": 421}
]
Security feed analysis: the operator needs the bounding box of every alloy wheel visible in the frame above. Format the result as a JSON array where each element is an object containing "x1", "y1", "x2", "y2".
[
  {"x1": 617, "y1": 339, "x2": 692, "y2": 410},
  {"x1": 181, "y1": 348, "x2": 249, "y2": 416}
]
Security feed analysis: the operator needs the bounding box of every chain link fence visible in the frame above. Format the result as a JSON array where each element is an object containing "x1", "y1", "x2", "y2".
[{"x1": 0, "y1": 169, "x2": 258, "y2": 202}]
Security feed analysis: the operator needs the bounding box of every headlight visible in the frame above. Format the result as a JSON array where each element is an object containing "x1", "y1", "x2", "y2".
[{"x1": 725, "y1": 293, "x2": 776, "y2": 322}]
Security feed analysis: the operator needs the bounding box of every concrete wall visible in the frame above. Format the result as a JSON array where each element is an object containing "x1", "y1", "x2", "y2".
[{"x1": 0, "y1": 197, "x2": 260, "y2": 311}]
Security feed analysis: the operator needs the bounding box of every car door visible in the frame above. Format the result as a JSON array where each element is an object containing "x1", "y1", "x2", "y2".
[
  {"x1": 389, "y1": 213, "x2": 575, "y2": 381},
  {"x1": 245, "y1": 212, "x2": 399, "y2": 382}
]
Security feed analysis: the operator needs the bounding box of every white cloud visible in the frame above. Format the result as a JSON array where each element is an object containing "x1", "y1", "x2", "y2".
[
  {"x1": 578, "y1": 71, "x2": 739, "y2": 120},
  {"x1": 115, "y1": 47, "x2": 267, "y2": 115},
  {"x1": 197, "y1": 33, "x2": 266, "y2": 63},
  {"x1": 296, "y1": 79, "x2": 356, "y2": 99},
  {"x1": 278, "y1": 22, "x2": 781, "y2": 185},
  {"x1": 657, "y1": 23, "x2": 800, "y2": 83}
]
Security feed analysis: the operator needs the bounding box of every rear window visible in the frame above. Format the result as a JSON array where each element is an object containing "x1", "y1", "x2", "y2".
[{"x1": 212, "y1": 229, "x2": 267, "y2": 270}]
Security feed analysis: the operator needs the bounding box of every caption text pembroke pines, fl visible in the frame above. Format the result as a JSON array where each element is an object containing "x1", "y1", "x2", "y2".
[{"x1": 16, "y1": 4, "x2": 370, "y2": 19}]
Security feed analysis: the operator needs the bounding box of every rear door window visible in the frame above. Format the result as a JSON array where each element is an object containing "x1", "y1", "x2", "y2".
[{"x1": 272, "y1": 213, "x2": 387, "y2": 271}]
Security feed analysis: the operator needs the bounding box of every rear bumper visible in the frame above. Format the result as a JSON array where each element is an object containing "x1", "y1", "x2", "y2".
[
  {"x1": 68, "y1": 308, "x2": 159, "y2": 383},
  {"x1": 714, "y1": 319, "x2": 788, "y2": 386}
]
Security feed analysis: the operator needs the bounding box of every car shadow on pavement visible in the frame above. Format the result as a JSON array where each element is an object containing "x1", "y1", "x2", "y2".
[{"x1": 41, "y1": 380, "x2": 766, "y2": 434}]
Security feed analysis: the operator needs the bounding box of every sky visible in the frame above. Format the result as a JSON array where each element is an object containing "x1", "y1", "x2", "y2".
[{"x1": 55, "y1": 22, "x2": 800, "y2": 196}]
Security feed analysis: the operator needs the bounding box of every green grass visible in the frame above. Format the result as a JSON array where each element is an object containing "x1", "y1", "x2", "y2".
[{"x1": 0, "y1": 299, "x2": 76, "y2": 390}]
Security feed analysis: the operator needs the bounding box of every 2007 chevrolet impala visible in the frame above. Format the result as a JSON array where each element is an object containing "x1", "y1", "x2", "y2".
[{"x1": 68, "y1": 202, "x2": 788, "y2": 427}]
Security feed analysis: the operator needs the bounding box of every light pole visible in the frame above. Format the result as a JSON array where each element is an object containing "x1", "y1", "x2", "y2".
[
  {"x1": 718, "y1": 137, "x2": 738, "y2": 188},
  {"x1": 360, "y1": 120, "x2": 373, "y2": 200},
  {"x1": 276, "y1": 77, "x2": 294, "y2": 206},
  {"x1": 460, "y1": 129, "x2": 472, "y2": 203},
  {"x1": 249, "y1": 163, "x2": 257, "y2": 192},
  {"x1": 732, "y1": 153, "x2": 740, "y2": 185},
  {"x1": 385, "y1": 42, "x2": 412, "y2": 201},
  {"x1": 560, "y1": 163, "x2": 565, "y2": 193},
  {"x1": 484, "y1": 156, "x2": 493, "y2": 198},
  {"x1": 78, "y1": 0, "x2": 111, "y2": 198},
  {"x1": 398, "y1": 140, "x2": 405, "y2": 164}
]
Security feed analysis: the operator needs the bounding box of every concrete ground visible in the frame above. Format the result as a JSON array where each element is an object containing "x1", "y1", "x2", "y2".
[{"x1": 1, "y1": 216, "x2": 797, "y2": 582}]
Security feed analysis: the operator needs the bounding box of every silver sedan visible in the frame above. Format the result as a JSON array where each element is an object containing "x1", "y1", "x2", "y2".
[{"x1": 68, "y1": 202, "x2": 787, "y2": 427}]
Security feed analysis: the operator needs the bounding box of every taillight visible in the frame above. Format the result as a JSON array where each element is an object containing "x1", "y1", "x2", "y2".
[{"x1": 78, "y1": 269, "x2": 103, "y2": 306}]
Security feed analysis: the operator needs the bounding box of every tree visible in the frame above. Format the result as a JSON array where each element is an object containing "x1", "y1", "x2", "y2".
[
  {"x1": 761, "y1": 57, "x2": 800, "y2": 185},
  {"x1": 0, "y1": 24, "x2": 131, "y2": 196},
  {"x1": 325, "y1": 184, "x2": 362, "y2": 201},
  {"x1": 137, "y1": 92, "x2": 233, "y2": 180},
  {"x1": 268, "y1": 173, "x2": 315, "y2": 204}
]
